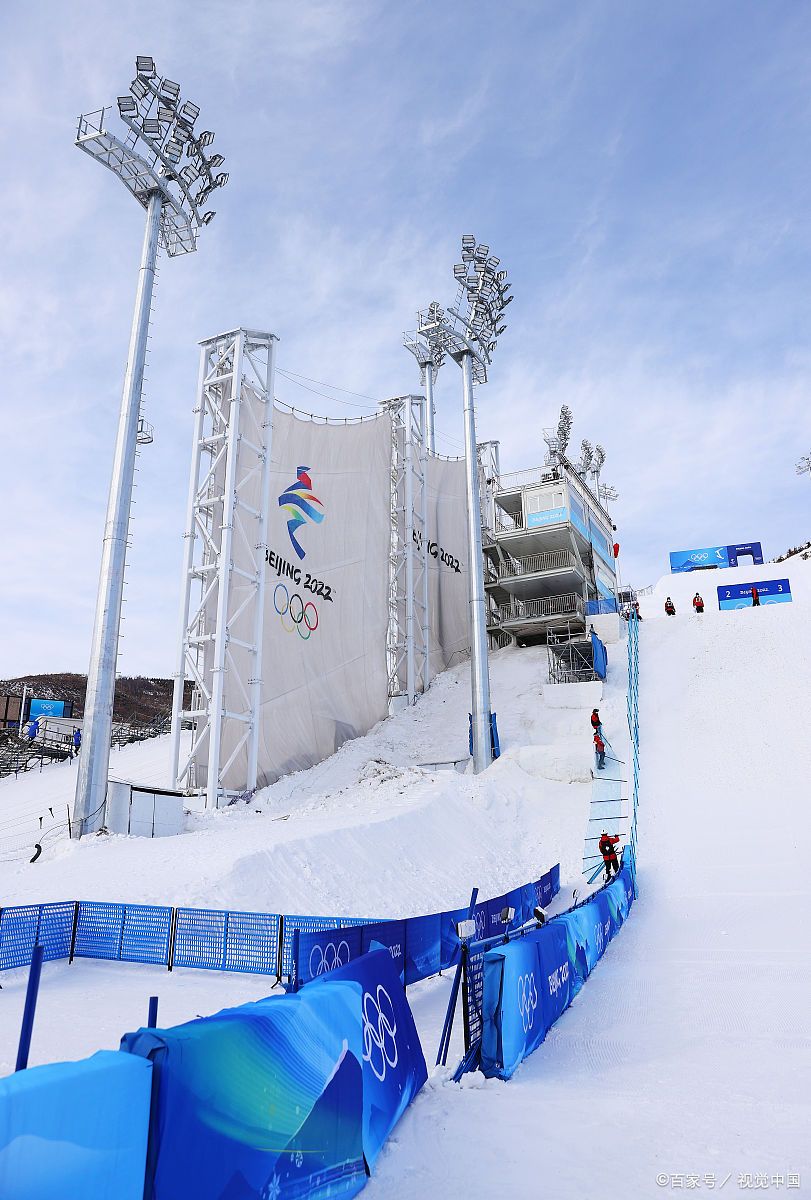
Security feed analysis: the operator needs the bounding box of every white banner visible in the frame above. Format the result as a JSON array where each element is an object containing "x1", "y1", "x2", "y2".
[
  {"x1": 220, "y1": 407, "x2": 393, "y2": 789},
  {"x1": 425, "y1": 455, "x2": 470, "y2": 677}
]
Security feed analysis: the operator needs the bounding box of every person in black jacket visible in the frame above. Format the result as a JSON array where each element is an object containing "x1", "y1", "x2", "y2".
[{"x1": 664, "y1": 597, "x2": 676, "y2": 616}]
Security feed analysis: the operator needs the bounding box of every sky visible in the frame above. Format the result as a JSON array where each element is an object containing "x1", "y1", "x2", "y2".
[{"x1": 1, "y1": 0, "x2": 809, "y2": 677}]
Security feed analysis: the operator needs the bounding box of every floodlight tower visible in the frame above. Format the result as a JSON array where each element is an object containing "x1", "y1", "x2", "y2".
[
  {"x1": 589, "y1": 444, "x2": 606, "y2": 491},
  {"x1": 415, "y1": 235, "x2": 513, "y2": 773},
  {"x1": 404, "y1": 329, "x2": 444, "y2": 453},
  {"x1": 796, "y1": 453, "x2": 811, "y2": 481},
  {"x1": 72, "y1": 56, "x2": 228, "y2": 837}
]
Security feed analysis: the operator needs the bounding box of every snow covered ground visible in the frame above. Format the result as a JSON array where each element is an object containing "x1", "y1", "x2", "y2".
[
  {"x1": 0, "y1": 643, "x2": 620, "y2": 1075},
  {"x1": 2, "y1": 559, "x2": 810, "y2": 1196}
]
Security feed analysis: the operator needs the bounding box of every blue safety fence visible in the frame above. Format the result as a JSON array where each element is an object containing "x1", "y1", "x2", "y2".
[
  {"x1": 172, "y1": 907, "x2": 281, "y2": 974},
  {"x1": 480, "y1": 851, "x2": 637, "y2": 1079},
  {"x1": 0, "y1": 865, "x2": 560, "y2": 1000},
  {"x1": 627, "y1": 607, "x2": 640, "y2": 862},
  {"x1": 462, "y1": 866, "x2": 561, "y2": 1049},
  {"x1": 288, "y1": 867, "x2": 561, "y2": 996},
  {"x1": 0, "y1": 901, "x2": 75, "y2": 971}
]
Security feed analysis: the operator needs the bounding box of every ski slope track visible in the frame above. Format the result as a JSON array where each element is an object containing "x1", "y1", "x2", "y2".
[{"x1": 1, "y1": 561, "x2": 810, "y2": 1197}]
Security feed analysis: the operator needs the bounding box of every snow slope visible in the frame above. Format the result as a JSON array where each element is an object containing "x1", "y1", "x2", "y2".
[
  {"x1": 365, "y1": 572, "x2": 811, "y2": 1198},
  {"x1": 0, "y1": 643, "x2": 624, "y2": 1074},
  {"x1": 641, "y1": 552, "x2": 811, "y2": 617},
  {"x1": 2, "y1": 569, "x2": 810, "y2": 1196}
]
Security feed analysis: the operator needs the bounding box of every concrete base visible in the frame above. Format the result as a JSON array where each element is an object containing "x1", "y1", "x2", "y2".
[{"x1": 589, "y1": 613, "x2": 622, "y2": 644}]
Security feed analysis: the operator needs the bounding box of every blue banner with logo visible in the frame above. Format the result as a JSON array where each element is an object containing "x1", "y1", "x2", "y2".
[
  {"x1": 717, "y1": 578, "x2": 791, "y2": 609},
  {"x1": 27, "y1": 697, "x2": 67, "y2": 720},
  {"x1": 319, "y1": 950, "x2": 428, "y2": 1170},
  {"x1": 527, "y1": 506, "x2": 567, "y2": 528},
  {"x1": 669, "y1": 545, "x2": 730, "y2": 572}
]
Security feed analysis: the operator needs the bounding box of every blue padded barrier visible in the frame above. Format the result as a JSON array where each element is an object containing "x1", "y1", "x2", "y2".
[
  {"x1": 363, "y1": 919, "x2": 406, "y2": 982},
  {"x1": 403, "y1": 911, "x2": 442, "y2": 985},
  {"x1": 122, "y1": 978, "x2": 368, "y2": 1197},
  {"x1": 0, "y1": 905, "x2": 42, "y2": 971},
  {"x1": 74, "y1": 901, "x2": 125, "y2": 960},
  {"x1": 481, "y1": 860, "x2": 635, "y2": 1078},
  {"x1": 0, "y1": 1050, "x2": 153, "y2": 1200},
  {"x1": 120, "y1": 905, "x2": 173, "y2": 966},
  {"x1": 440, "y1": 907, "x2": 468, "y2": 971},
  {"x1": 297, "y1": 926, "x2": 363, "y2": 988},
  {"x1": 281, "y1": 915, "x2": 342, "y2": 978}
]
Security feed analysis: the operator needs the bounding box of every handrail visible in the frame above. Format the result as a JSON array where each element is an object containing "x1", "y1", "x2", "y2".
[
  {"x1": 498, "y1": 592, "x2": 585, "y2": 622},
  {"x1": 499, "y1": 549, "x2": 577, "y2": 578}
]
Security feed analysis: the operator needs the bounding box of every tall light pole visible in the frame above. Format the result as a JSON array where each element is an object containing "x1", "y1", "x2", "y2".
[
  {"x1": 404, "y1": 330, "x2": 444, "y2": 453},
  {"x1": 796, "y1": 453, "x2": 811, "y2": 481},
  {"x1": 415, "y1": 236, "x2": 513, "y2": 772},
  {"x1": 72, "y1": 56, "x2": 228, "y2": 837}
]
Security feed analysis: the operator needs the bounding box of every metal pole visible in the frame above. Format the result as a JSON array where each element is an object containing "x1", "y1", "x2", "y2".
[
  {"x1": 404, "y1": 412, "x2": 416, "y2": 704},
  {"x1": 461, "y1": 352, "x2": 493, "y2": 772},
  {"x1": 73, "y1": 191, "x2": 163, "y2": 837},
  {"x1": 246, "y1": 336, "x2": 277, "y2": 792},
  {"x1": 18, "y1": 684, "x2": 27, "y2": 739},
  {"x1": 147, "y1": 995, "x2": 159, "y2": 1027},
  {"x1": 424, "y1": 366, "x2": 436, "y2": 454},
  {"x1": 15, "y1": 944, "x2": 44, "y2": 1071},
  {"x1": 206, "y1": 331, "x2": 245, "y2": 809},
  {"x1": 419, "y1": 394, "x2": 430, "y2": 691},
  {"x1": 169, "y1": 343, "x2": 210, "y2": 788}
]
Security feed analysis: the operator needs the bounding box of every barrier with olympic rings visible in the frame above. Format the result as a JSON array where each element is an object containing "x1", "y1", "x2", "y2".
[{"x1": 273, "y1": 581, "x2": 319, "y2": 640}]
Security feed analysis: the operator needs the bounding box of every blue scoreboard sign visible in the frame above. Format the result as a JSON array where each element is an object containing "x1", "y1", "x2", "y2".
[
  {"x1": 717, "y1": 578, "x2": 791, "y2": 610},
  {"x1": 670, "y1": 541, "x2": 763, "y2": 573}
]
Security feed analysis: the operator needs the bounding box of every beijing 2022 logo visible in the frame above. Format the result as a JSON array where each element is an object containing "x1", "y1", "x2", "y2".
[{"x1": 278, "y1": 466, "x2": 325, "y2": 560}]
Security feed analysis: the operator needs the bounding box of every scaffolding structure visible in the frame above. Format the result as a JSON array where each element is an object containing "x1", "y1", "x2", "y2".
[
  {"x1": 384, "y1": 395, "x2": 430, "y2": 706},
  {"x1": 169, "y1": 328, "x2": 277, "y2": 808},
  {"x1": 546, "y1": 625, "x2": 597, "y2": 683}
]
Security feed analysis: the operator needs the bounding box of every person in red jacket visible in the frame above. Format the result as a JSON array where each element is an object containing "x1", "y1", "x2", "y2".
[
  {"x1": 599, "y1": 831, "x2": 620, "y2": 881},
  {"x1": 751, "y1": 586, "x2": 760, "y2": 607},
  {"x1": 692, "y1": 592, "x2": 705, "y2": 614},
  {"x1": 594, "y1": 730, "x2": 606, "y2": 770},
  {"x1": 590, "y1": 708, "x2": 602, "y2": 736},
  {"x1": 664, "y1": 597, "x2": 676, "y2": 616}
]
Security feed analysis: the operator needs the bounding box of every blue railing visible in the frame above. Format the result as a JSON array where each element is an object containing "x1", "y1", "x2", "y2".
[{"x1": 0, "y1": 865, "x2": 561, "y2": 991}]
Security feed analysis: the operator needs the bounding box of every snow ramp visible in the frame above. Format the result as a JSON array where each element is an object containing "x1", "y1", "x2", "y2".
[{"x1": 371, "y1": 576, "x2": 811, "y2": 1198}]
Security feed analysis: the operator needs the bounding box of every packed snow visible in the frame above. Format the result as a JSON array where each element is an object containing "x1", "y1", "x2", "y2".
[{"x1": 2, "y1": 556, "x2": 810, "y2": 1197}]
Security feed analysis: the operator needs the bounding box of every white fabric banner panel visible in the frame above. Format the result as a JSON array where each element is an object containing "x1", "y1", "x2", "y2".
[
  {"x1": 220, "y1": 407, "x2": 393, "y2": 790},
  {"x1": 425, "y1": 455, "x2": 470, "y2": 677}
]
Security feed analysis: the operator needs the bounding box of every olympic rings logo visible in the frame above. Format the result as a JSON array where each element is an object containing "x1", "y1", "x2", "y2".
[
  {"x1": 362, "y1": 985, "x2": 398, "y2": 1082},
  {"x1": 274, "y1": 583, "x2": 318, "y2": 640},
  {"x1": 474, "y1": 909, "x2": 487, "y2": 940},
  {"x1": 689, "y1": 552, "x2": 709, "y2": 562},
  {"x1": 517, "y1": 972, "x2": 538, "y2": 1033},
  {"x1": 308, "y1": 939, "x2": 350, "y2": 978}
]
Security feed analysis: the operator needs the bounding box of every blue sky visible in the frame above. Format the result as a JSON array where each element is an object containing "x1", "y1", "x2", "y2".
[{"x1": 1, "y1": 0, "x2": 809, "y2": 676}]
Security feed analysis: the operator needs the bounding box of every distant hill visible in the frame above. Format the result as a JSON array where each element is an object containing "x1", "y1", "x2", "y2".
[{"x1": 0, "y1": 674, "x2": 190, "y2": 724}]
